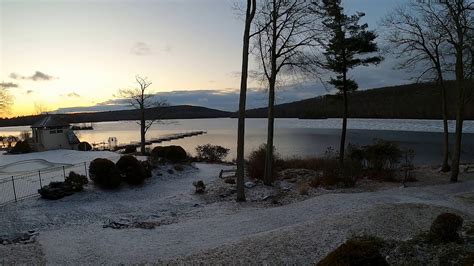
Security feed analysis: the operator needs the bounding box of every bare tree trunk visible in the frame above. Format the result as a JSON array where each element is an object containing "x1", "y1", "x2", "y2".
[
  {"x1": 264, "y1": 77, "x2": 276, "y2": 185},
  {"x1": 439, "y1": 77, "x2": 451, "y2": 172},
  {"x1": 451, "y1": 52, "x2": 465, "y2": 182},
  {"x1": 263, "y1": 1, "x2": 278, "y2": 186},
  {"x1": 236, "y1": 0, "x2": 256, "y2": 202},
  {"x1": 140, "y1": 108, "x2": 146, "y2": 155}
]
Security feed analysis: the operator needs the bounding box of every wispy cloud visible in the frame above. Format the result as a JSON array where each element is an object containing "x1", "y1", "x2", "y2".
[
  {"x1": 61, "y1": 92, "x2": 81, "y2": 98},
  {"x1": 0, "y1": 82, "x2": 19, "y2": 88},
  {"x1": 67, "y1": 92, "x2": 81, "y2": 98},
  {"x1": 9, "y1": 71, "x2": 55, "y2": 81},
  {"x1": 131, "y1": 42, "x2": 152, "y2": 56}
]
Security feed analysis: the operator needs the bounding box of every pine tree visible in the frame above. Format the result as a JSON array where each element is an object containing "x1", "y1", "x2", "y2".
[{"x1": 318, "y1": 0, "x2": 382, "y2": 178}]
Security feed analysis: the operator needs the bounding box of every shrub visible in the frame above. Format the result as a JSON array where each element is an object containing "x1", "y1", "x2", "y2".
[
  {"x1": 429, "y1": 213, "x2": 464, "y2": 243},
  {"x1": 65, "y1": 171, "x2": 88, "y2": 191},
  {"x1": 124, "y1": 145, "x2": 137, "y2": 154},
  {"x1": 363, "y1": 139, "x2": 403, "y2": 172},
  {"x1": 317, "y1": 236, "x2": 388, "y2": 266},
  {"x1": 298, "y1": 183, "x2": 310, "y2": 195},
  {"x1": 116, "y1": 155, "x2": 147, "y2": 185},
  {"x1": 78, "y1": 142, "x2": 92, "y2": 151},
  {"x1": 9, "y1": 141, "x2": 31, "y2": 154},
  {"x1": 89, "y1": 158, "x2": 122, "y2": 189},
  {"x1": 247, "y1": 144, "x2": 279, "y2": 181},
  {"x1": 38, "y1": 181, "x2": 75, "y2": 200},
  {"x1": 141, "y1": 160, "x2": 153, "y2": 178},
  {"x1": 195, "y1": 144, "x2": 230, "y2": 162},
  {"x1": 151, "y1": 145, "x2": 187, "y2": 163}
]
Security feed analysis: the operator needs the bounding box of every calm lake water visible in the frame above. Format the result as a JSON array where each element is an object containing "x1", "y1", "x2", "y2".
[{"x1": 1, "y1": 118, "x2": 474, "y2": 165}]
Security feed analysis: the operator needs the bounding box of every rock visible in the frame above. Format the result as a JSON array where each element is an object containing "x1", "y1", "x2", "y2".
[
  {"x1": 167, "y1": 169, "x2": 175, "y2": 174},
  {"x1": 244, "y1": 181, "x2": 256, "y2": 188},
  {"x1": 262, "y1": 195, "x2": 272, "y2": 201},
  {"x1": 135, "y1": 222, "x2": 155, "y2": 230},
  {"x1": 429, "y1": 213, "x2": 463, "y2": 243},
  {"x1": 193, "y1": 203, "x2": 200, "y2": 207},
  {"x1": 103, "y1": 221, "x2": 130, "y2": 229},
  {"x1": 173, "y1": 165, "x2": 184, "y2": 172},
  {"x1": 193, "y1": 180, "x2": 206, "y2": 194},
  {"x1": 224, "y1": 178, "x2": 236, "y2": 184}
]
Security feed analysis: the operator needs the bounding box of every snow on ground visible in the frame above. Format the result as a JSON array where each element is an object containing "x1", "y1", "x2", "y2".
[
  {"x1": 1, "y1": 163, "x2": 474, "y2": 264},
  {"x1": 0, "y1": 150, "x2": 120, "y2": 168}
]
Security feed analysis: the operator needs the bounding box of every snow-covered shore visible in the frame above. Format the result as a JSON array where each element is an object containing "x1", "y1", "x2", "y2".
[{"x1": 1, "y1": 162, "x2": 474, "y2": 264}]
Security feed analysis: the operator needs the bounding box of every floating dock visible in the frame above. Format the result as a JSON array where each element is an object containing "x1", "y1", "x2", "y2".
[{"x1": 112, "y1": 131, "x2": 206, "y2": 151}]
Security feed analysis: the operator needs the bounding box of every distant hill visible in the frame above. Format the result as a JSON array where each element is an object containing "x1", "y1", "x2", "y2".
[
  {"x1": 2, "y1": 82, "x2": 472, "y2": 128},
  {"x1": 0, "y1": 105, "x2": 232, "y2": 127},
  {"x1": 243, "y1": 81, "x2": 474, "y2": 120}
]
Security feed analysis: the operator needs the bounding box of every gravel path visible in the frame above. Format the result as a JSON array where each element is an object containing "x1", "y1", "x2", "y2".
[{"x1": 1, "y1": 163, "x2": 474, "y2": 264}]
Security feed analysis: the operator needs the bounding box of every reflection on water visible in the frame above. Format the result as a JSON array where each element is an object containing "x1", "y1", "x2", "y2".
[{"x1": 1, "y1": 118, "x2": 473, "y2": 165}]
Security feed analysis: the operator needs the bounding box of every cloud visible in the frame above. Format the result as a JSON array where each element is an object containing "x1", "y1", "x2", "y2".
[
  {"x1": 0, "y1": 82, "x2": 19, "y2": 88},
  {"x1": 9, "y1": 71, "x2": 55, "y2": 81},
  {"x1": 67, "y1": 92, "x2": 81, "y2": 98},
  {"x1": 26, "y1": 90, "x2": 34, "y2": 94},
  {"x1": 60, "y1": 92, "x2": 81, "y2": 98},
  {"x1": 131, "y1": 42, "x2": 152, "y2": 56}
]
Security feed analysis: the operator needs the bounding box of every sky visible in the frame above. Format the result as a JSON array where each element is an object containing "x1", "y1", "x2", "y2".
[{"x1": 0, "y1": 0, "x2": 412, "y2": 117}]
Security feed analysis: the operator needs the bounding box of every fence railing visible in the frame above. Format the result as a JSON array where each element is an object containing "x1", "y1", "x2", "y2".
[{"x1": 0, "y1": 156, "x2": 118, "y2": 206}]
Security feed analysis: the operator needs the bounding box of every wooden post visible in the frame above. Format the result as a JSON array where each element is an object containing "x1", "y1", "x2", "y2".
[
  {"x1": 84, "y1": 162, "x2": 88, "y2": 178},
  {"x1": 38, "y1": 171, "x2": 43, "y2": 189},
  {"x1": 11, "y1": 176, "x2": 17, "y2": 202}
]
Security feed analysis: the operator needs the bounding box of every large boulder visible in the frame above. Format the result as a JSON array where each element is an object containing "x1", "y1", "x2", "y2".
[
  {"x1": 429, "y1": 213, "x2": 464, "y2": 243},
  {"x1": 317, "y1": 237, "x2": 388, "y2": 266},
  {"x1": 151, "y1": 146, "x2": 187, "y2": 163},
  {"x1": 38, "y1": 182, "x2": 75, "y2": 200}
]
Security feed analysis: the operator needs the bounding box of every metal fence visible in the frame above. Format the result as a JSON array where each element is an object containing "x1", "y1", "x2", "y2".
[{"x1": 0, "y1": 161, "x2": 92, "y2": 206}]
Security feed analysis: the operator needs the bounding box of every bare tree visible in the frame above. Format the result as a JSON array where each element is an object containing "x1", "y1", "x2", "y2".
[
  {"x1": 236, "y1": 0, "x2": 257, "y2": 202},
  {"x1": 0, "y1": 84, "x2": 12, "y2": 116},
  {"x1": 119, "y1": 76, "x2": 168, "y2": 155},
  {"x1": 254, "y1": 0, "x2": 316, "y2": 185},
  {"x1": 34, "y1": 102, "x2": 50, "y2": 115},
  {"x1": 382, "y1": 2, "x2": 453, "y2": 172},
  {"x1": 422, "y1": 0, "x2": 474, "y2": 182}
]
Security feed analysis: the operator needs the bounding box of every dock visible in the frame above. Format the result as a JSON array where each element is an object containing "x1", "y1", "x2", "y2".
[{"x1": 112, "y1": 131, "x2": 206, "y2": 151}]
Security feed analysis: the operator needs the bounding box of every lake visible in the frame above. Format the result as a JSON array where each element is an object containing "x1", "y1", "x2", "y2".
[{"x1": 1, "y1": 118, "x2": 474, "y2": 165}]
